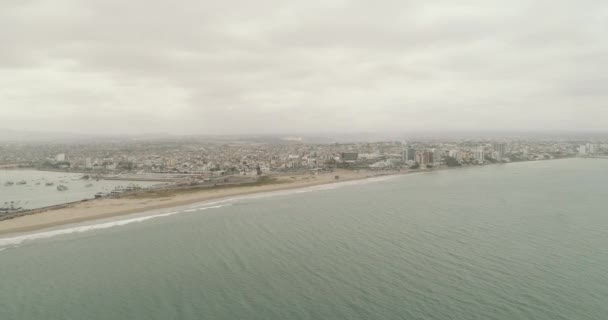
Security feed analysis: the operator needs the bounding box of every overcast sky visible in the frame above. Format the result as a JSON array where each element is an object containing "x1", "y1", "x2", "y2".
[{"x1": 1, "y1": 0, "x2": 607, "y2": 135}]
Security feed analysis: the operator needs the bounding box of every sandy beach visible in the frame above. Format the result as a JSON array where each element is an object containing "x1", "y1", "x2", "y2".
[{"x1": 0, "y1": 169, "x2": 410, "y2": 235}]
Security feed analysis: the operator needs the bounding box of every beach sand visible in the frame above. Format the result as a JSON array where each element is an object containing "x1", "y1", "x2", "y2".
[{"x1": 0, "y1": 170, "x2": 408, "y2": 235}]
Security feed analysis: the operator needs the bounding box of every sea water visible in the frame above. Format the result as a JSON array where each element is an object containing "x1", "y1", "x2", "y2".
[{"x1": 1, "y1": 159, "x2": 607, "y2": 320}]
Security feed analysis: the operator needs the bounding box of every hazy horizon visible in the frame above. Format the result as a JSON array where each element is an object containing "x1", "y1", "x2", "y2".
[
  {"x1": 1, "y1": 0, "x2": 607, "y2": 135},
  {"x1": 2, "y1": 127, "x2": 608, "y2": 144}
]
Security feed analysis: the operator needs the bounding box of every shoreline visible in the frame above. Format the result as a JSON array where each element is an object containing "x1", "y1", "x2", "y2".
[
  {"x1": 0, "y1": 158, "x2": 579, "y2": 237},
  {"x1": 0, "y1": 169, "x2": 416, "y2": 236}
]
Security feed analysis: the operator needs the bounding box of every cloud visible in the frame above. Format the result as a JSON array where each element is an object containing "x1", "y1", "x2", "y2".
[{"x1": 1, "y1": 0, "x2": 607, "y2": 134}]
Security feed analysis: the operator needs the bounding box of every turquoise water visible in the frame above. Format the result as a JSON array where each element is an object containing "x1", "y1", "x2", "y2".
[{"x1": 1, "y1": 159, "x2": 607, "y2": 319}]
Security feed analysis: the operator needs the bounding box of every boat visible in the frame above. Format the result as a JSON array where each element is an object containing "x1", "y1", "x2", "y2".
[
  {"x1": 0, "y1": 201, "x2": 24, "y2": 215},
  {"x1": 57, "y1": 185, "x2": 68, "y2": 191},
  {"x1": 94, "y1": 192, "x2": 106, "y2": 199},
  {"x1": 110, "y1": 188, "x2": 124, "y2": 196},
  {"x1": 16, "y1": 180, "x2": 27, "y2": 185},
  {"x1": 4, "y1": 181, "x2": 14, "y2": 186},
  {"x1": 85, "y1": 183, "x2": 93, "y2": 187},
  {"x1": 125, "y1": 184, "x2": 142, "y2": 192},
  {"x1": 35, "y1": 182, "x2": 41, "y2": 185},
  {"x1": 45, "y1": 182, "x2": 54, "y2": 186}
]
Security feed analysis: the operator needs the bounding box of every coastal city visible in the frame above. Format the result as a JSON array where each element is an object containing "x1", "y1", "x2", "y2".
[
  {"x1": 2, "y1": 136, "x2": 607, "y2": 175},
  {"x1": 1, "y1": 135, "x2": 607, "y2": 218},
  {"x1": 3, "y1": 0, "x2": 608, "y2": 317},
  {"x1": 1, "y1": 135, "x2": 606, "y2": 183}
]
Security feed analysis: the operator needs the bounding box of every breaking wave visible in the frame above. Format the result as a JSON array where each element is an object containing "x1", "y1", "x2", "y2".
[{"x1": 0, "y1": 203, "x2": 232, "y2": 248}]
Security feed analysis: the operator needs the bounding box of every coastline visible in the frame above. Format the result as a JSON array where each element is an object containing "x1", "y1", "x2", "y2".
[
  {"x1": 0, "y1": 158, "x2": 579, "y2": 236},
  {"x1": 0, "y1": 169, "x2": 415, "y2": 236}
]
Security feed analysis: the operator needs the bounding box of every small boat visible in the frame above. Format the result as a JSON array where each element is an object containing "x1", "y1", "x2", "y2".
[
  {"x1": 0, "y1": 201, "x2": 23, "y2": 214},
  {"x1": 4, "y1": 181, "x2": 14, "y2": 186},
  {"x1": 85, "y1": 183, "x2": 93, "y2": 187},
  {"x1": 94, "y1": 192, "x2": 106, "y2": 198},
  {"x1": 16, "y1": 180, "x2": 27, "y2": 185},
  {"x1": 35, "y1": 182, "x2": 41, "y2": 185},
  {"x1": 45, "y1": 182, "x2": 54, "y2": 186},
  {"x1": 57, "y1": 185, "x2": 68, "y2": 191}
]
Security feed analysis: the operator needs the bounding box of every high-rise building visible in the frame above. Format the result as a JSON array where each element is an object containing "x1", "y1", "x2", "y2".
[
  {"x1": 493, "y1": 143, "x2": 506, "y2": 161},
  {"x1": 55, "y1": 153, "x2": 65, "y2": 162},
  {"x1": 407, "y1": 148, "x2": 416, "y2": 161},
  {"x1": 432, "y1": 149, "x2": 443, "y2": 164},
  {"x1": 449, "y1": 150, "x2": 462, "y2": 161},
  {"x1": 579, "y1": 145, "x2": 587, "y2": 155},
  {"x1": 416, "y1": 151, "x2": 434, "y2": 165},
  {"x1": 474, "y1": 147, "x2": 484, "y2": 163},
  {"x1": 402, "y1": 148, "x2": 416, "y2": 162}
]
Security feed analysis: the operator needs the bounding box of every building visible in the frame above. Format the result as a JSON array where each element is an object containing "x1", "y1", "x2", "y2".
[
  {"x1": 432, "y1": 149, "x2": 443, "y2": 164},
  {"x1": 493, "y1": 143, "x2": 506, "y2": 161},
  {"x1": 406, "y1": 148, "x2": 416, "y2": 161},
  {"x1": 449, "y1": 150, "x2": 462, "y2": 162},
  {"x1": 402, "y1": 149, "x2": 412, "y2": 162},
  {"x1": 340, "y1": 152, "x2": 359, "y2": 162},
  {"x1": 579, "y1": 145, "x2": 587, "y2": 155},
  {"x1": 415, "y1": 150, "x2": 434, "y2": 166},
  {"x1": 474, "y1": 147, "x2": 484, "y2": 163},
  {"x1": 55, "y1": 153, "x2": 66, "y2": 162}
]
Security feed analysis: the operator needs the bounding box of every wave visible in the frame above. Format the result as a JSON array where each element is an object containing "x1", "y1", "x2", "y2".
[
  {"x1": 0, "y1": 203, "x2": 232, "y2": 249},
  {"x1": 233, "y1": 175, "x2": 399, "y2": 200},
  {"x1": 0, "y1": 173, "x2": 398, "y2": 250}
]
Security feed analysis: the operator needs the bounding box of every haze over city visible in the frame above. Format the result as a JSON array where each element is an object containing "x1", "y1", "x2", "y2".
[{"x1": 2, "y1": 0, "x2": 607, "y2": 135}]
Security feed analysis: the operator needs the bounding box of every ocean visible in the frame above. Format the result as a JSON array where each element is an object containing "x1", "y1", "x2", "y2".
[
  {"x1": 0, "y1": 169, "x2": 160, "y2": 210},
  {"x1": 1, "y1": 159, "x2": 607, "y2": 320}
]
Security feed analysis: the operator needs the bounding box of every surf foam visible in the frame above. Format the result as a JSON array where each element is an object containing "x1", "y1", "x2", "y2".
[{"x1": 0, "y1": 203, "x2": 231, "y2": 248}]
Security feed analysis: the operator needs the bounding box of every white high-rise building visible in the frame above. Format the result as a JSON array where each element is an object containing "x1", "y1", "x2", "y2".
[
  {"x1": 579, "y1": 145, "x2": 587, "y2": 155},
  {"x1": 449, "y1": 150, "x2": 461, "y2": 161},
  {"x1": 474, "y1": 147, "x2": 484, "y2": 163},
  {"x1": 55, "y1": 153, "x2": 65, "y2": 162}
]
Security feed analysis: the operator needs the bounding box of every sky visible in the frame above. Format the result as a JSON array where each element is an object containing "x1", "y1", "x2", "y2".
[{"x1": 1, "y1": 0, "x2": 607, "y2": 135}]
